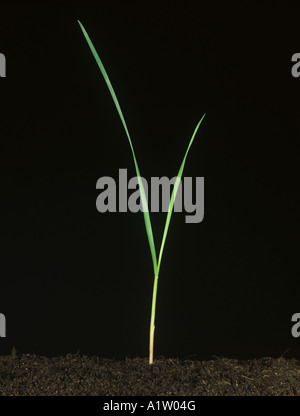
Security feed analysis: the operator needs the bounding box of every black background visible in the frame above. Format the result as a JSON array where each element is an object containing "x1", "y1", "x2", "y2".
[{"x1": 0, "y1": 1, "x2": 299, "y2": 360}]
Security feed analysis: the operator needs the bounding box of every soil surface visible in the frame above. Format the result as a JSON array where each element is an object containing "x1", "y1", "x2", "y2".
[{"x1": 0, "y1": 352, "x2": 300, "y2": 396}]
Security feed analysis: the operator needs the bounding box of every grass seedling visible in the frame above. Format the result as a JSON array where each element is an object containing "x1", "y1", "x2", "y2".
[{"x1": 77, "y1": 20, "x2": 205, "y2": 364}]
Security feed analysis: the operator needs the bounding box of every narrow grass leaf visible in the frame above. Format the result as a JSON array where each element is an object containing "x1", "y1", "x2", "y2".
[
  {"x1": 157, "y1": 114, "x2": 206, "y2": 274},
  {"x1": 77, "y1": 20, "x2": 158, "y2": 276}
]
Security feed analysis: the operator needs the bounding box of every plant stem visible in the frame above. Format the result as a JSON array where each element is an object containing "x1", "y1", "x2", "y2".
[{"x1": 149, "y1": 275, "x2": 159, "y2": 364}]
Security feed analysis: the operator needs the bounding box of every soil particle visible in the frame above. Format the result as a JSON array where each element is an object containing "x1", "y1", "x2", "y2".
[{"x1": 0, "y1": 353, "x2": 300, "y2": 396}]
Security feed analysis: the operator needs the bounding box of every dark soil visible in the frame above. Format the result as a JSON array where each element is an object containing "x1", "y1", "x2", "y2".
[{"x1": 1, "y1": 352, "x2": 300, "y2": 396}]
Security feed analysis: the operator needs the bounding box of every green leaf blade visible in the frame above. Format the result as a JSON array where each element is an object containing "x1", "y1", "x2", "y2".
[
  {"x1": 78, "y1": 20, "x2": 158, "y2": 276},
  {"x1": 157, "y1": 114, "x2": 206, "y2": 274}
]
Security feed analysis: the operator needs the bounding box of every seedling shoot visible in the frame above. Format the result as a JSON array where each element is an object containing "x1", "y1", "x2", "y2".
[{"x1": 77, "y1": 20, "x2": 205, "y2": 364}]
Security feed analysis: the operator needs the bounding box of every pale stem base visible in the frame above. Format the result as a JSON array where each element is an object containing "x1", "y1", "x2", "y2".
[{"x1": 149, "y1": 275, "x2": 159, "y2": 365}]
